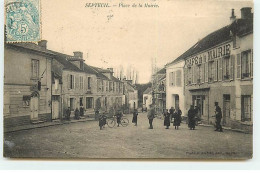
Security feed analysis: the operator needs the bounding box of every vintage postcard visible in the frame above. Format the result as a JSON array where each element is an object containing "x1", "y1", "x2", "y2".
[{"x1": 3, "y1": 0, "x2": 253, "y2": 159}]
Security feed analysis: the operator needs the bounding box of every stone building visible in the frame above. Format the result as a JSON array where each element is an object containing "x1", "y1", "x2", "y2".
[
  {"x1": 182, "y1": 7, "x2": 253, "y2": 132},
  {"x1": 143, "y1": 87, "x2": 153, "y2": 111},
  {"x1": 4, "y1": 41, "x2": 54, "y2": 128}
]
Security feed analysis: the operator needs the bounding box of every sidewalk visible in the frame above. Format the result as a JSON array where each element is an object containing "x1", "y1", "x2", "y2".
[
  {"x1": 198, "y1": 123, "x2": 251, "y2": 134},
  {"x1": 4, "y1": 117, "x2": 96, "y2": 133}
]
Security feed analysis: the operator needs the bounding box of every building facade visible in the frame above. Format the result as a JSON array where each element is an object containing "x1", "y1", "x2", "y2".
[
  {"x1": 4, "y1": 42, "x2": 54, "y2": 128},
  {"x1": 166, "y1": 60, "x2": 185, "y2": 115},
  {"x1": 183, "y1": 8, "x2": 253, "y2": 132},
  {"x1": 143, "y1": 87, "x2": 153, "y2": 111}
]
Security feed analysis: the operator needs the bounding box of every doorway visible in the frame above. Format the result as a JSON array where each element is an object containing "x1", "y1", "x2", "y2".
[
  {"x1": 223, "y1": 94, "x2": 231, "y2": 126},
  {"x1": 30, "y1": 95, "x2": 39, "y2": 120},
  {"x1": 52, "y1": 96, "x2": 60, "y2": 119}
]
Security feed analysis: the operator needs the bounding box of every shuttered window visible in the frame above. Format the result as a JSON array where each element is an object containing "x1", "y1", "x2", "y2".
[
  {"x1": 250, "y1": 49, "x2": 253, "y2": 78},
  {"x1": 80, "y1": 76, "x2": 83, "y2": 89},
  {"x1": 172, "y1": 71, "x2": 176, "y2": 86},
  {"x1": 176, "y1": 70, "x2": 182, "y2": 87},
  {"x1": 201, "y1": 63, "x2": 205, "y2": 83},
  {"x1": 237, "y1": 53, "x2": 241, "y2": 79}
]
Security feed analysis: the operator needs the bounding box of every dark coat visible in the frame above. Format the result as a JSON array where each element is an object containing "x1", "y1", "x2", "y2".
[
  {"x1": 99, "y1": 115, "x2": 107, "y2": 127},
  {"x1": 215, "y1": 106, "x2": 222, "y2": 121},
  {"x1": 116, "y1": 112, "x2": 123, "y2": 124},
  {"x1": 75, "y1": 109, "x2": 80, "y2": 120},
  {"x1": 188, "y1": 108, "x2": 196, "y2": 128},
  {"x1": 147, "y1": 109, "x2": 155, "y2": 120},
  {"x1": 132, "y1": 111, "x2": 138, "y2": 123},
  {"x1": 173, "y1": 110, "x2": 182, "y2": 126},
  {"x1": 164, "y1": 112, "x2": 170, "y2": 126},
  {"x1": 80, "y1": 107, "x2": 84, "y2": 116}
]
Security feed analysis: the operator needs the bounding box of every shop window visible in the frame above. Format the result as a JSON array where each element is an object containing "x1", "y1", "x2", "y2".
[
  {"x1": 31, "y1": 59, "x2": 39, "y2": 79},
  {"x1": 241, "y1": 50, "x2": 251, "y2": 79},
  {"x1": 86, "y1": 97, "x2": 93, "y2": 109},
  {"x1": 241, "y1": 95, "x2": 252, "y2": 121}
]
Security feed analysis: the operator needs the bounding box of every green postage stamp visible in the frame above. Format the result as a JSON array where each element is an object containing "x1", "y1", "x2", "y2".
[{"x1": 5, "y1": 0, "x2": 41, "y2": 42}]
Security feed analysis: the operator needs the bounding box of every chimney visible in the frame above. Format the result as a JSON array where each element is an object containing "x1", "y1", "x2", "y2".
[
  {"x1": 107, "y1": 68, "x2": 113, "y2": 73},
  {"x1": 38, "y1": 40, "x2": 47, "y2": 49},
  {"x1": 73, "y1": 51, "x2": 83, "y2": 59},
  {"x1": 241, "y1": 7, "x2": 252, "y2": 19},
  {"x1": 230, "y1": 9, "x2": 236, "y2": 23}
]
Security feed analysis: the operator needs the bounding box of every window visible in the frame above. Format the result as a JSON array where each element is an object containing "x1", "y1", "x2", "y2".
[
  {"x1": 241, "y1": 95, "x2": 252, "y2": 121},
  {"x1": 69, "y1": 98, "x2": 74, "y2": 110},
  {"x1": 223, "y1": 57, "x2": 230, "y2": 80},
  {"x1": 80, "y1": 76, "x2": 83, "y2": 89},
  {"x1": 197, "y1": 65, "x2": 202, "y2": 84},
  {"x1": 87, "y1": 77, "x2": 91, "y2": 89},
  {"x1": 176, "y1": 70, "x2": 182, "y2": 87},
  {"x1": 187, "y1": 67, "x2": 192, "y2": 85},
  {"x1": 69, "y1": 75, "x2": 75, "y2": 89},
  {"x1": 86, "y1": 97, "x2": 93, "y2": 109},
  {"x1": 31, "y1": 59, "x2": 39, "y2": 79},
  {"x1": 241, "y1": 50, "x2": 251, "y2": 79},
  {"x1": 54, "y1": 79, "x2": 59, "y2": 90},
  {"x1": 208, "y1": 61, "x2": 215, "y2": 82},
  {"x1": 80, "y1": 97, "x2": 83, "y2": 106},
  {"x1": 106, "y1": 81, "x2": 109, "y2": 91}
]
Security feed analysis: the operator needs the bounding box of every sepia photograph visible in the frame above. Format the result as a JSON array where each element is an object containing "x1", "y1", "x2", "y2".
[{"x1": 3, "y1": 0, "x2": 254, "y2": 160}]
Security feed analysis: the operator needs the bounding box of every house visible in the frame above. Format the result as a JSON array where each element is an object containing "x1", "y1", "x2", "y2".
[
  {"x1": 181, "y1": 7, "x2": 253, "y2": 132},
  {"x1": 151, "y1": 68, "x2": 166, "y2": 114},
  {"x1": 4, "y1": 41, "x2": 54, "y2": 128},
  {"x1": 123, "y1": 80, "x2": 138, "y2": 113},
  {"x1": 143, "y1": 87, "x2": 153, "y2": 111}
]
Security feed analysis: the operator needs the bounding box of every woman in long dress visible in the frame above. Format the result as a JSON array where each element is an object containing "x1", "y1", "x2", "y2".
[{"x1": 163, "y1": 109, "x2": 170, "y2": 129}]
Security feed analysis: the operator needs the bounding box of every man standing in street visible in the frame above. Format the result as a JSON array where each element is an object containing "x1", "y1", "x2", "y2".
[
  {"x1": 214, "y1": 102, "x2": 223, "y2": 132},
  {"x1": 66, "y1": 107, "x2": 71, "y2": 121},
  {"x1": 147, "y1": 104, "x2": 155, "y2": 129}
]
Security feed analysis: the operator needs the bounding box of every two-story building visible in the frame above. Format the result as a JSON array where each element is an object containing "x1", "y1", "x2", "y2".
[
  {"x1": 4, "y1": 41, "x2": 54, "y2": 128},
  {"x1": 123, "y1": 79, "x2": 138, "y2": 113},
  {"x1": 183, "y1": 7, "x2": 253, "y2": 132},
  {"x1": 143, "y1": 87, "x2": 153, "y2": 111}
]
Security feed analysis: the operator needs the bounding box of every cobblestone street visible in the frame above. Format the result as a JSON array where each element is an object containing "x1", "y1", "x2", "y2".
[{"x1": 4, "y1": 113, "x2": 252, "y2": 159}]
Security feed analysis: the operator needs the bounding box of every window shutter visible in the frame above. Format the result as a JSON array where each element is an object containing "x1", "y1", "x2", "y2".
[
  {"x1": 230, "y1": 55, "x2": 235, "y2": 80},
  {"x1": 67, "y1": 74, "x2": 70, "y2": 89},
  {"x1": 237, "y1": 53, "x2": 241, "y2": 79},
  {"x1": 218, "y1": 58, "x2": 222, "y2": 81},
  {"x1": 214, "y1": 60, "x2": 218, "y2": 81},
  {"x1": 205, "y1": 62, "x2": 208, "y2": 83},
  {"x1": 73, "y1": 75, "x2": 75, "y2": 89},
  {"x1": 250, "y1": 49, "x2": 253, "y2": 78},
  {"x1": 169, "y1": 72, "x2": 172, "y2": 86},
  {"x1": 192, "y1": 66, "x2": 195, "y2": 84},
  {"x1": 172, "y1": 71, "x2": 176, "y2": 86},
  {"x1": 201, "y1": 64, "x2": 205, "y2": 83},
  {"x1": 185, "y1": 68, "x2": 188, "y2": 85}
]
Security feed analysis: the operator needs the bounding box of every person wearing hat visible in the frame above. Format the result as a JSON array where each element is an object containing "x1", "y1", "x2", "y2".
[
  {"x1": 214, "y1": 102, "x2": 223, "y2": 132},
  {"x1": 132, "y1": 109, "x2": 138, "y2": 126},
  {"x1": 147, "y1": 104, "x2": 155, "y2": 129},
  {"x1": 188, "y1": 105, "x2": 196, "y2": 130},
  {"x1": 66, "y1": 107, "x2": 71, "y2": 121}
]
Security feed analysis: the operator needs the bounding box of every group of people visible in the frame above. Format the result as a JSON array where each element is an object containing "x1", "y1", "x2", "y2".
[
  {"x1": 65, "y1": 107, "x2": 85, "y2": 121},
  {"x1": 163, "y1": 107, "x2": 182, "y2": 130}
]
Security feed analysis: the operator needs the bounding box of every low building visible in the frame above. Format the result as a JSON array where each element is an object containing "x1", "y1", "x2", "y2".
[
  {"x1": 143, "y1": 87, "x2": 153, "y2": 111},
  {"x1": 123, "y1": 80, "x2": 138, "y2": 113},
  {"x1": 182, "y1": 7, "x2": 253, "y2": 132},
  {"x1": 4, "y1": 41, "x2": 54, "y2": 128}
]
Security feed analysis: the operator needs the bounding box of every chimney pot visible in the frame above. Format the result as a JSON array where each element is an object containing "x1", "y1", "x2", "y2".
[
  {"x1": 230, "y1": 9, "x2": 236, "y2": 23},
  {"x1": 38, "y1": 40, "x2": 47, "y2": 49}
]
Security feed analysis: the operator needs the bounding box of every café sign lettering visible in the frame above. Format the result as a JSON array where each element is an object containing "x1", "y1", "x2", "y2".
[{"x1": 186, "y1": 43, "x2": 231, "y2": 66}]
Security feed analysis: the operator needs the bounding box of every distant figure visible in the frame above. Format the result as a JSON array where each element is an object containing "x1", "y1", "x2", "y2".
[
  {"x1": 66, "y1": 107, "x2": 71, "y2": 121},
  {"x1": 80, "y1": 106, "x2": 84, "y2": 117},
  {"x1": 147, "y1": 105, "x2": 155, "y2": 129},
  {"x1": 132, "y1": 109, "x2": 138, "y2": 126},
  {"x1": 163, "y1": 109, "x2": 170, "y2": 129},
  {"x1": 173, "y1": 107, "x2": 182, "y2": 130},
  {"x1": 169, "y1": 106, "x2": 175, "y2": 119},
  {"x1": 188, "y1": 105, "x2": 196, "y2": 130},
  {"x1": 116, "y1": 110, "x2": 123, "y2": 127},
  {"x1": 214, "y1": 102, "x2": 223, "y2": 132},
  {"x1": 74, "y1": 108, "x2": 80, "y2": 120},
  {"x1": 99, "y1": 113, "x2": 107, "y2": 130}
]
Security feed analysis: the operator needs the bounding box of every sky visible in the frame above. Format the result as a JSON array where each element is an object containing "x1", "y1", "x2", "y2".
[{"x1": 41, "y1": 0, "x2": 253, "y2": 84}]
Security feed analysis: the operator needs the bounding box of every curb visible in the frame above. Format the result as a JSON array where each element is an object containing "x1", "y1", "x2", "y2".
[{"x1": 4, "y1": 118, "x2": 96, "y2": 133}]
